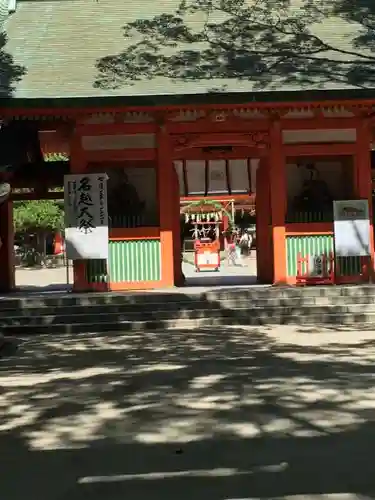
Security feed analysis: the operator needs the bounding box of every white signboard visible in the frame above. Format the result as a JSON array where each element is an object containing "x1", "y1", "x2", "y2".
[
  {"x1": 64, "y1": 173, "x2": 109, "y2": 259},
  {"x1": 333, "y1": 199, "x2": 371, "y2": 257}
]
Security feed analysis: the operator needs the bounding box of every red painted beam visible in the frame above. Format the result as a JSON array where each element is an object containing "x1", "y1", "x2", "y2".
[
  {"x1": 166, "y1": 119, "x2": 269, "y2": 134},
  {"x1": 281, "y1": 117, "x2": 360, "y2": 130},
  {"x1": 284, "y1": 142, "x2": 356, "y2": 157},
  {"x1": 173, "y1": 147, "x2": 267, "y2": 160},
  {"x1": 172, "y1": 132, "x2": 267, "y2": 150},
  {"x1": 180, "y1": 194, "x2": 253, "y2": 202},
  {"x1": 77, "y1": 122, "x2": 157, "y2": 135},
  {"x1": 84, "y1": 148, "x2": 156, "y2": 162}
]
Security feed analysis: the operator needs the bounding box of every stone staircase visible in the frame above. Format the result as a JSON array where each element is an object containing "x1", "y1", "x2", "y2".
[{"x1": 1, "y1": 285, "x2": 375, "y2": 335}]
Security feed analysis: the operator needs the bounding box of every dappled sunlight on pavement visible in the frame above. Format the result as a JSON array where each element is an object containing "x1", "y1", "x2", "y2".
[{"x1": 1, "y1": 325, "x2": 375, "y2": 499}]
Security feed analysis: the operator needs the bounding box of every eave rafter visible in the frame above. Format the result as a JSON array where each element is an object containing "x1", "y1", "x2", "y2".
[
  {"x1": 344, "y1": 104, "x2": 375, "y2": 118},
  {"x1": 156, "y1": 104, "x2": 374, "y2": 123},
  {"x1": 4, "y1": 100, "x2": 375, "y2": 125}
]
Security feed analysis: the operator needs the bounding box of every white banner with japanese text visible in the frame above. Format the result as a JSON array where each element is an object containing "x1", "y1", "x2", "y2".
[
  {"x1": 64, "y1": 173, "x2": 109, "y2": 259},
  {"x1": 333, "y1": 199, "x2": 371, "y2": 257}
]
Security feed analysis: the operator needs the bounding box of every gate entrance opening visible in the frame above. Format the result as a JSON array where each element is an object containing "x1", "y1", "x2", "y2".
[
  {"x1": 176, "y1": 158, "x2": 261, "y2": 286},
  {"x1": 171, "y1": 126, "x2": 271, "y2": 287}
]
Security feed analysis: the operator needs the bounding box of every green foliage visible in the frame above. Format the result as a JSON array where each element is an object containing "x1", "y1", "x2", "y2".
[{"x1": 13, "y1": 200, "x2": 64, "y2": 233}]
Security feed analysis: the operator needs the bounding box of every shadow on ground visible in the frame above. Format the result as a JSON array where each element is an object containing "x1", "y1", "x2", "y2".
[{"x1": 1, "y1": 326, "x2": 375, "y2": 499}]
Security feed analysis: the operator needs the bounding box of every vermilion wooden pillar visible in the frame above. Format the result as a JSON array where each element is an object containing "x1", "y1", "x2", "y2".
[
  {"x1": 70, "y1": 128, "x2": 89, "y2": 292},
  {"x1": 170, "y1": 161, "x2": 184, "y2": 286},
  {"x1": 256, "y1": 158, "x2": 273, "y2": 283},
  {"x1": 0, "y1": 200, "x2": 15, "y2": 292},
  {"x1": 355, "y1": 119, "x2": 374, "y2": 278},
  {"x1": 157, "y1": 125, "x2": 181, "y2": 287},
  {"x1": 269, "y1": 120, "x2": 287, "y2": 284}
]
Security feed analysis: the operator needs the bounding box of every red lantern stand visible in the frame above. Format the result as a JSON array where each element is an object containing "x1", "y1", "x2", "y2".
[
  {"x1": 194, "y1": 237, "x2": 220, "y2": 272},
  {"x1": 181, "y1": 200, "x2": 230, "y2": 273},
  {"x1": 192, "y1": 216, "x2": 221, "y2": 272}
]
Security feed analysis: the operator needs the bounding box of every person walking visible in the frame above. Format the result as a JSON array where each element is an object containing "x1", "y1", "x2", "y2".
[
  {"x1": 224, "y1": 230, "x2": 238, "y2": 266},
  {"x1": 239, "y1": 230, "x2": 252, "y2": 265}
]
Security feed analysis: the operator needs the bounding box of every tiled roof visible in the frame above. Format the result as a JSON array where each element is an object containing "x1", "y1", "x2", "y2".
[
  {"x1": 2, "y1": 0, "x2": 375, "y2": 101},
  {"x1": 0, "y1": 0, "x2": 8, "y2": 30}
]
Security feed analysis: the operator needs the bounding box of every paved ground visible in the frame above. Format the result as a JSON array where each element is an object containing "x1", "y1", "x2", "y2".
[
  {"x1": 1, "y1": 324, "x2": 375, "y2": 499},
  {"x1": 15, "y1": 265, "x2": 74, "y2": 291},
  {"x1": 14, "y1": 255, "x2": 257, "y2": 291},
  {"x1": 183, "y1": 254, "x2": 257, "y2": 287}
]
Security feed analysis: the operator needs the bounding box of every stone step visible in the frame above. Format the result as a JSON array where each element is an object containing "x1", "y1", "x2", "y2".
[
  {"x1": 2, "y1": 285, "x2": 375, "y2": 335},
  {"x1": 1, "y1": 284, "x2": 375, "y2": 310},
  {"x1": 3, "y1": 294, "x2": 375, "y2": 318},
  {"x1": 0, "y1": 296, "x2": 302, "y2": 315},
  {"x1": 3, "y1": 307, "x2": 375, "y2": 335},
  {"x1": 3, "y1": 303, "x2": 375, "y2": 327},
  {"x1": 2, "y1": 286, "x2": 375, "y2": 314}
]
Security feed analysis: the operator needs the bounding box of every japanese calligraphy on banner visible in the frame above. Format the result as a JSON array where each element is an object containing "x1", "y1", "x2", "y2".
[{"x1": 64, "y1": 173, "x2": 109, "y2": 259}]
